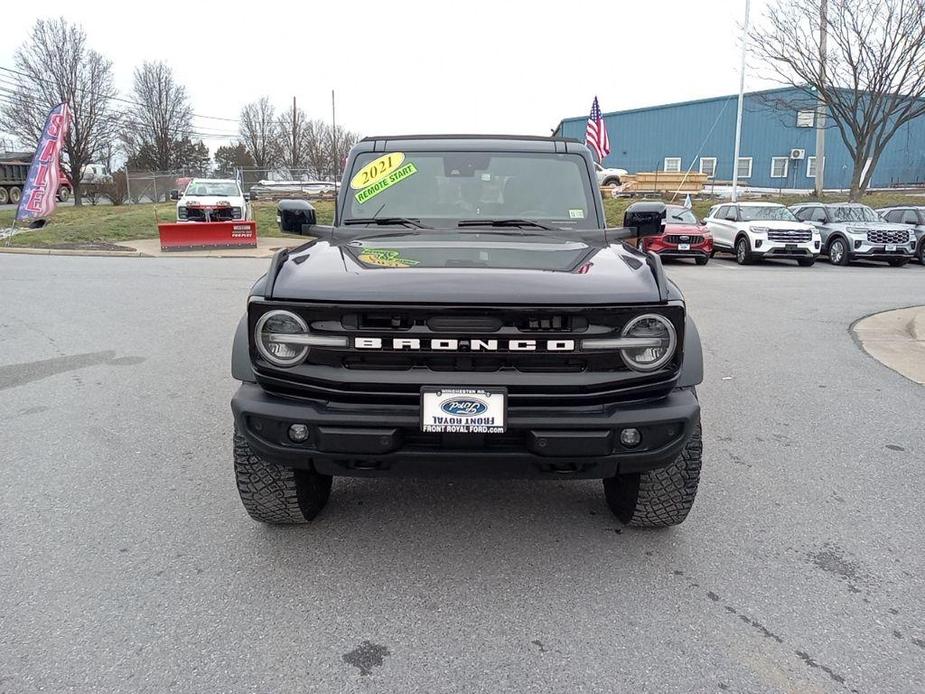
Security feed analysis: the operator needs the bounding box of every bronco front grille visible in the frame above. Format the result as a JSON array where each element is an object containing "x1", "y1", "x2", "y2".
[
  {"x1": 867, "y1": 229, "x2": 907, "y2": 244},
  {"x1": 767, "y1": 229, "x2": 812, "y2": 242},
  {"x1": 249, "y1": 302, "x2": 685, "y2": 405}
]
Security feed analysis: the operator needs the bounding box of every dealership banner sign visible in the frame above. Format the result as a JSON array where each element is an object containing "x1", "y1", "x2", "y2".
[{"x1": 16, "y1": 102, "x2": 70, "y2": 223}]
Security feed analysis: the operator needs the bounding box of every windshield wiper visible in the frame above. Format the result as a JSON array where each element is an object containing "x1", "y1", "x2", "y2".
[
  {"x1": 343, "y1": 217, "x2": 431, "y2": 229},
  {"x1": 457, "y1": 218, "x2": 555, "y2": 230}
]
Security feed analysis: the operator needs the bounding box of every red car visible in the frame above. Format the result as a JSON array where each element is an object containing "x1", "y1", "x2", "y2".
[{"x1": 638, "y1": 204, "x2": 713, "y2": 265}]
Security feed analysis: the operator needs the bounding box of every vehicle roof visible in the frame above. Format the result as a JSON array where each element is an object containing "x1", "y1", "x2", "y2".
[
  {"x1": 791, "y1": 201, "x2": 870, "y2": 207},
  {"x1": 188, "y1": 178, "x2": 238, "y2": 184},
  {"x1": 733, "y1": 201, "x2": 786, "y2": 207},
  {"x1": 353, "y1": 134, "x2": 589, "y2": 154}
]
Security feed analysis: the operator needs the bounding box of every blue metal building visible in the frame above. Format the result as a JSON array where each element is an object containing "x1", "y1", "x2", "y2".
[{"x1": 554, "y1": 87, "x2": 925, "y2": 190}]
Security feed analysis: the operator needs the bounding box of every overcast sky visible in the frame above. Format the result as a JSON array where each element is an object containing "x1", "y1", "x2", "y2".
[{"x1": 1, "y1": 0, "x2": 778, "y2": 153}]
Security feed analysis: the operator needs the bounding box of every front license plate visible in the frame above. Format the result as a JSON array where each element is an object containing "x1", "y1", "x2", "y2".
[
  {"x1": 786, "y1": 244, "x2": 798, "y2": 250},
  {"x1": 421, "y1": 388, "x2": 506, "y2": 434},
  {"x1": 678, "y1": 243, "x2": 690, "y2": 251},
  {"x1": 886, "y1": 244, "x2": 897, "y2": 252}
]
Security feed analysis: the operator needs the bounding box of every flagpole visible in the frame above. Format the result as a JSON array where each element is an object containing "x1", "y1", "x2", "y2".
[{"x1": 731, "y1": 0, "x2": 751, "y2": 203}]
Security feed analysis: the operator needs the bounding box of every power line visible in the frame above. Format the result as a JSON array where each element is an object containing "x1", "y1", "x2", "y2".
[
  {"x1": 0, "y1": 84, "x2": 240, "y2": 139},
  {"x1": 0, "y1": 64, "x2": 241, "y2": 124}
]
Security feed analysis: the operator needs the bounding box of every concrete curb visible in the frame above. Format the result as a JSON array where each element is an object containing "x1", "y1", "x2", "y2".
[
  {"x1": 0, "y1": 245, "x2": 148, "y2": 258},
  {"x1": 851, "y1": 305, "x2": 925, "y2": 385},
  {"x1": 911, "y1": 311, "x2": 925, "y2": 342},
  {"x1": 0, "y1": 236, "x2": 308, "y2": 259}
]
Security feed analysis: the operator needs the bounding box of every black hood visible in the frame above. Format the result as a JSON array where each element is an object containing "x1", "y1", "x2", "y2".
[{"x1": 269, "y1": 230, "x2": 670, "y2": 305}]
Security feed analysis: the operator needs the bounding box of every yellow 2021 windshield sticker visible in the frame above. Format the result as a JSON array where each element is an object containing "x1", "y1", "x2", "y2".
[
  {"x1": 355, "y1": 163, "x2": 418, "y2": 204},
  {"x1": 357, "y1": 248, "x2": 420, "y2": 268},
  {"x1": 350, "y1": 152, "x2": 406, "y2": 190}
]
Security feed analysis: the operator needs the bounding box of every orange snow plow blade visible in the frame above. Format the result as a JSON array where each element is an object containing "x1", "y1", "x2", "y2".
[{"x1": 157, "y1": 221, "x2": 258, "y2": 251}]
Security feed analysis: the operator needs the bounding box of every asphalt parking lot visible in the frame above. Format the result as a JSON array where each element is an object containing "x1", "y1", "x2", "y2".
[{"x1": 0, "y1": 254, "x2": 923, "y2": 694}]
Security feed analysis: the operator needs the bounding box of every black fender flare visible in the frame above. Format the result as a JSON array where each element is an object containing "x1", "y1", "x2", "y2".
[
  {"x1": 231, "y1": 314, "x2": 256, "y2": 383},
  {"x1": 679, "y1": 315, "x2": 704, "y2": 387}
]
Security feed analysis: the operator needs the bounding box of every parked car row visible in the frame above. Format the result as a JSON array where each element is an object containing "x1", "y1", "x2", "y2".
[{"x1": 629, "y1": 200, "x2": 922, "y2": 268}]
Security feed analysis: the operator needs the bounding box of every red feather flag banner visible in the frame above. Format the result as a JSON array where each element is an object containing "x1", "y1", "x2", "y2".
[{"x1": 16, "y1": 102, "x2": 70, "y2": 223}]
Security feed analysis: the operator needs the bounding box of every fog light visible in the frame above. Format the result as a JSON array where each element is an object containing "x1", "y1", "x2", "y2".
[
  {"x1": 288, "y1": 423, "x2": 309, "y2": 443},
  {"x1": 755, "y1": 239, "x2": 763, "y2": 248},
  {"x1": 854, "y1": 240, "x2": 862, "y2": 249},
  {"x1": 620, "y1": 428, "x2": 642, "y2": 448}
]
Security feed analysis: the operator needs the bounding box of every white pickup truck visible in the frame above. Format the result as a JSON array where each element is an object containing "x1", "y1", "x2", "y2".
[
  {"x1": 594, "y1": 162, "x2": 628, "y2": 188},
  {"x1": 171, "y1": 178, "x2": 251, "y2": 222}
]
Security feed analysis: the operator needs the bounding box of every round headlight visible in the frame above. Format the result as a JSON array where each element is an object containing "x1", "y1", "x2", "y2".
[
  {"x1": 620, "y1": 314, "x2": 677, "y2": 372},
  {"x1": 255, "y1": 310, "x2": 309, "y2": 367}
]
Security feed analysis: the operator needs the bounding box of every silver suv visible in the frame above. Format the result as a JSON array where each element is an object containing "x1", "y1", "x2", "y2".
[
  {"x1": 876, "y1": 206, "x2": 925, "y2": 265},
  {"x1": 789, "y1": 202, "x2": 916, "y2": 267}
]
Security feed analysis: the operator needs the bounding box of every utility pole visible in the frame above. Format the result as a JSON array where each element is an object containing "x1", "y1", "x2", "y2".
[
  {"x1": 814, "y1": 0, "x2": 827, "y2": 197},
  {"x1": 291, "y1": 96, "x2": 297, "y2": 173},
  {"x1": 731, "y1": 0, "x2": 751, "y2": 202},
  {"x1": 331, "y1": 89, "x2": 338, "y2": 185}
]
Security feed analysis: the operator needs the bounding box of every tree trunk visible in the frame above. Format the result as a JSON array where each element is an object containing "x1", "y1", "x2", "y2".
[
  {"x1": 72, "y1": 180, "x2": 82, "y2": 206},
  {"x1": 848, "y1": 157, "x2": 866, "y2": 201},
  {"x1": 858, "y1": 150, "x2": 883, "y2": 197}
]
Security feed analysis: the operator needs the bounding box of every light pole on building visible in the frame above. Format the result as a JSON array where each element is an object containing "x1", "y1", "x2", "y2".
[{"x1": 731, "y1": 0, "x2": 751, "y2": 202}]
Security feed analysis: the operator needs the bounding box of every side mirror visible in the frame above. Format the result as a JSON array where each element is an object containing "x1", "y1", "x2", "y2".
[
  {"x1": 169, "y1": 189, "x2": 180, "y2": 201},
  {"x1": 623, "y1": 210, "x2": 665, "y2": 238},
  {"x1": 277, "y1": 199, "x2": 317, "y2": 235},
  {"x1": 242, "y1": 192, "x2": 250, "y2": 202}
]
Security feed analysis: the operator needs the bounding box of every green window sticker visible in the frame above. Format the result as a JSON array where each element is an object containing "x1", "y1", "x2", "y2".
[
  {"x1": 355, "y1": 163, "x2": 418, "y2": 204},
  {"x1": 356, "y1": 248, "x2": 420, "y2": 268}
]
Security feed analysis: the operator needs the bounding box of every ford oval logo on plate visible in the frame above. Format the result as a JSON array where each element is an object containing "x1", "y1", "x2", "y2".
[{"x1": 441, "y1": 398, "x2": 489, "y2": 417}]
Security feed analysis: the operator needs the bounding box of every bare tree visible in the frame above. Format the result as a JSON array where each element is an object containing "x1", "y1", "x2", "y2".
[
  {"x1": 275, "y1": 98, "x2": 311, "y2": 174},
  {"x1": 123, "y1": 61, "x2": 193, "y2": 171},
  {"x1": 751, "y1": 0, "x2": 925, "y2": 199},
  {"x1": 329, "y1": 124, "x2": 361, "y2": 181},
  {"x1": 303, "y1": 120, "x2": 361, "y2": 180},
  {"x1": 239, "y1": 97, "x2": 278, "y2": 169},
  {"x1": 0, "y1": 18, "x2": 117, "y2": 205}
]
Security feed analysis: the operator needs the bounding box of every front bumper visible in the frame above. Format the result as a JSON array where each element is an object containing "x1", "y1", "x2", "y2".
[
  {"x1": 750, "y1": 238, "x2": 819, "y2": 258},
  {"x1": 231, "y1": 383, "x2": 701, "y2": 479},
  {"x1": 645, "y1": 238, "x2": 712, "y2": 259},
  {"x1": 848, "y1": 240, "x2": 915, "y2": 260}
]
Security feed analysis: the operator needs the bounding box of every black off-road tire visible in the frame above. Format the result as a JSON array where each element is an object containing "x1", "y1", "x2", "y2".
[
  {"x1": 797, "y1": 257, "x2": 815, "y2": 267},
  {"x1": 887, "y1": 258, "x2": 909, "y2": 267},
  {"x1": 9, "y1": 186, "x2": 21, "y2": 204},
  {"x1": 233, "y1": 428, "x2": 332, "y2": 524},
  {"x1": 0, "y1": 187, "x2": 8, "y2": 205},
  {"x1": 603, "y1": 423, "x2": 703, "y2": 527}
]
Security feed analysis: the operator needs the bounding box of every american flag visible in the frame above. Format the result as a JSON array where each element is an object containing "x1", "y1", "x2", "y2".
[{"x1": 585, "y1": 96, "x2": 611, "y2": 161}]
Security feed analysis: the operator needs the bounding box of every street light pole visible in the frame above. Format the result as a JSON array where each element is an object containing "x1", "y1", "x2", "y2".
[
  {"x1": 731, "y1": 0, "x2": 751, "y2": 203},
  {"x1": 814, "y1": 0, "x2": 828, "y2": 197}
]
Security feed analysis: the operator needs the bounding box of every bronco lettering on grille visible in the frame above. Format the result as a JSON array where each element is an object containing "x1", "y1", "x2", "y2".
[{"x1": 354, "y1": 337, "x2": 576, "y2": 352}]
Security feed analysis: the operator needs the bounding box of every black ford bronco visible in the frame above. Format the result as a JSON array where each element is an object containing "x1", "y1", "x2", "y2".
[{"x1": 231, "y1": 135, "x2": 704, "y2": 527}]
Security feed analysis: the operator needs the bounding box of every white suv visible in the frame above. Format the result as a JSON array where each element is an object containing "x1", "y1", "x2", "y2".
[{"x1": 705, "y1": 202, "x2": 821, "y2": 266}]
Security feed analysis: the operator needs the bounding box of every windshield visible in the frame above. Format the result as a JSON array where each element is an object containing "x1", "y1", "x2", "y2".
[
  {"x1": 185, "y1": 181, "x2": 240, "y2": 197},
  {"x1": 342, "y1": 151, "x2": 597, "y2": 229},
  {"x1": 828, "y1": 205, "x2": 880, "y2": 223},
  {"x1": 665, "y1": 207, "x2": 698, "y2": 224},
  {"x1": 738, "y1": 206, "x2": 798, "y2": 222}
]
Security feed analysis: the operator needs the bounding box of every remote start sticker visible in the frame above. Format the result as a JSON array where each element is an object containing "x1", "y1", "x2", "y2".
[
  {"x1": 350, "y1": 152, "x2": 406, "y2": 190},
  {"x1": 355, "y1": 163, "x2": 418, "y2": 204},
  {"x1": 356, "y1": 248, "x2": 421, "y2": 268}
]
